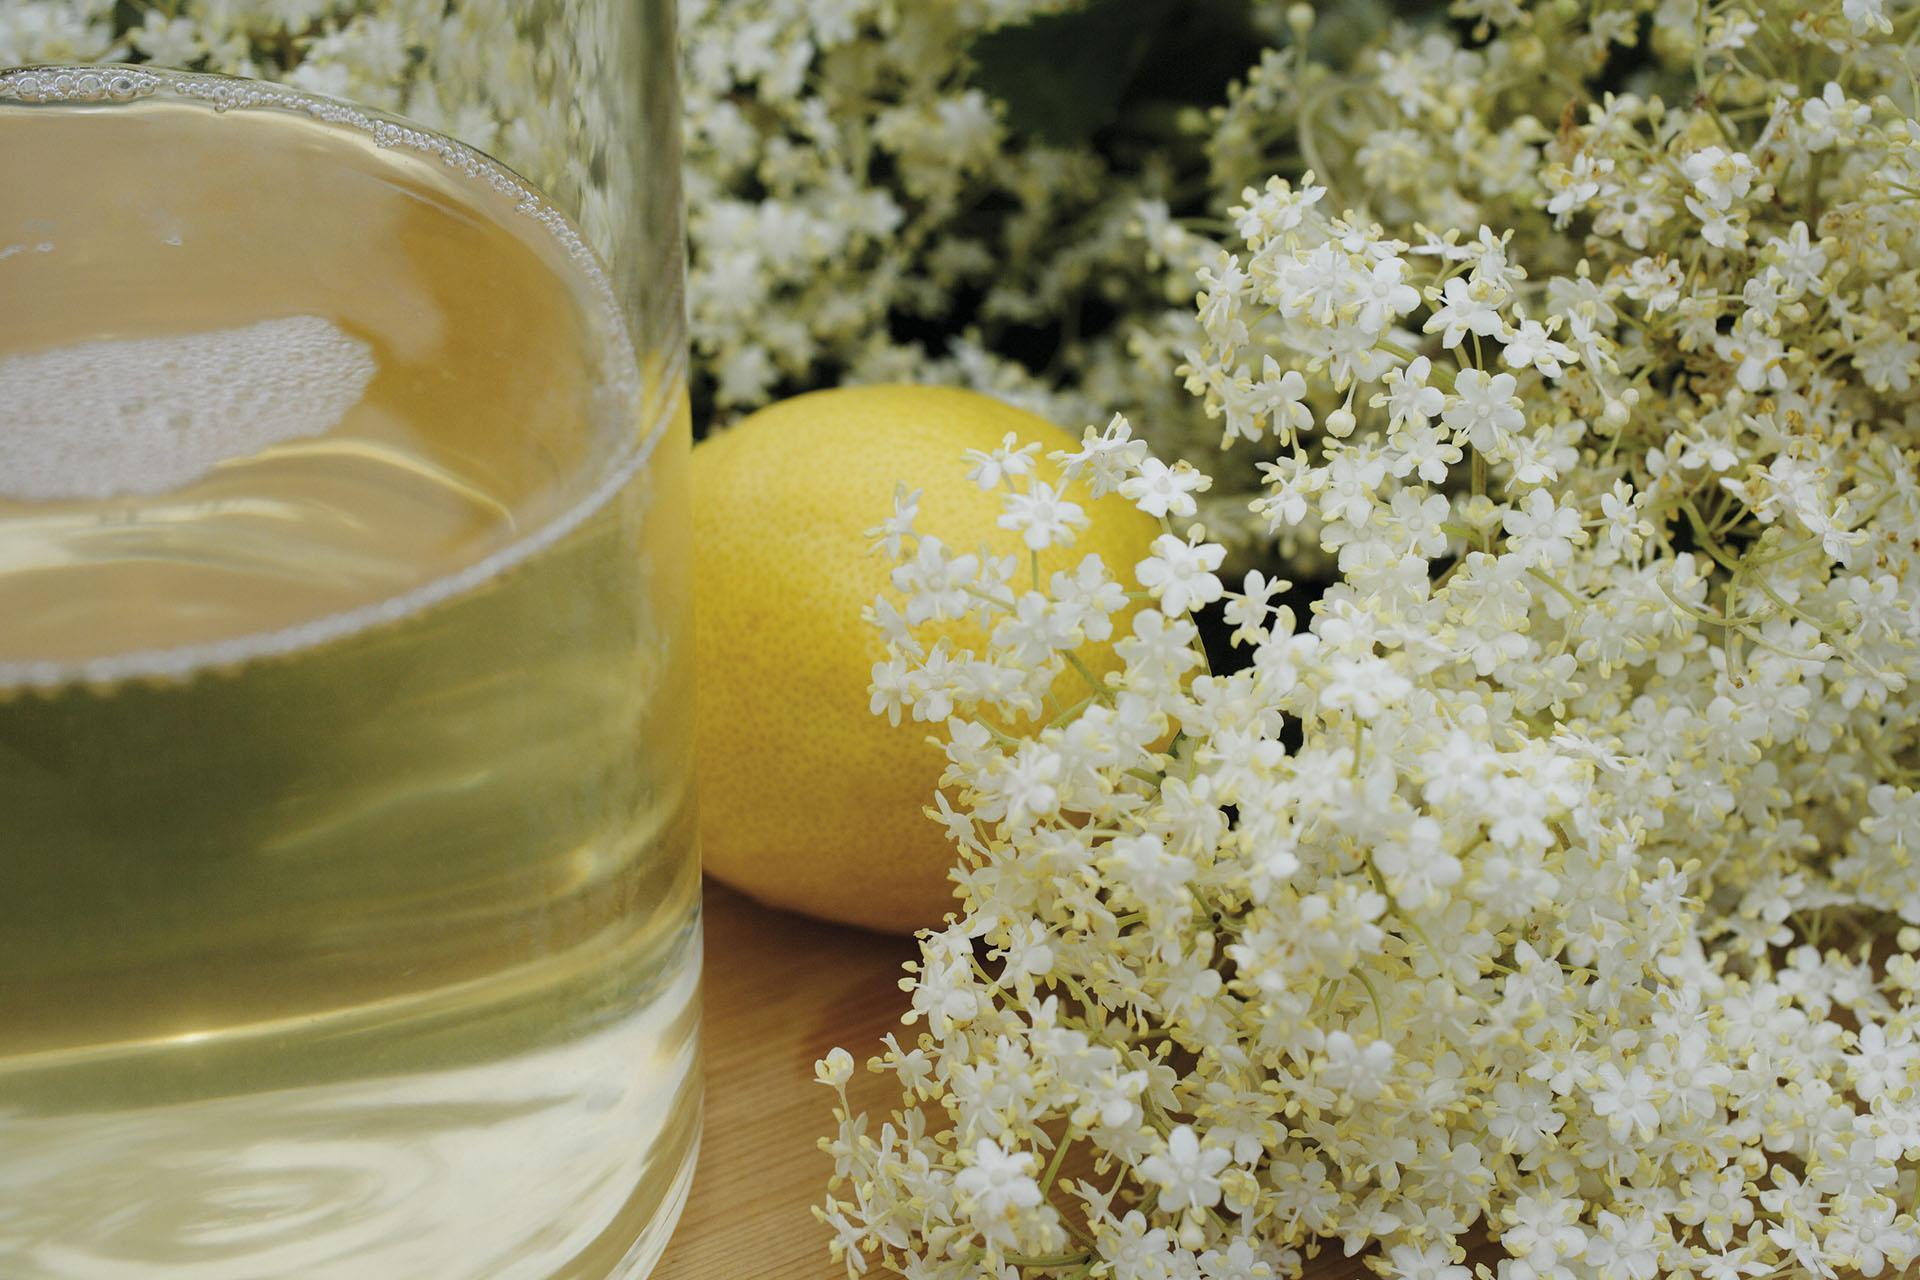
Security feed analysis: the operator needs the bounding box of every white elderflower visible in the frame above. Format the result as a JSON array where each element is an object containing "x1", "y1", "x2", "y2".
[
  {"x1": 1802, "y1": 82, "x2": 1870, "y2": 151},
  {"x1": 955, "y1": 1137, "x2": 1043, "y2": 1217},
  {"x1": 1373, "y1": 356, "x2": 1445, "y2": 429},
  {"x1": 890, "y1": 537, "x2": 982, "y2": 626},
  {"x1": 1318, "y1": 654, "x2": 1411, "y2": 722},
  {"x1": 1544, "y1": 150, "x2": 1612, "y2": 222},
  {"x1": 1589, "y1": 1063, "x2": 1660, "y2": 1142},
  {"x1": 1137, "y1": 1125, "x2": 1232, "y2": 1213},
  {"x1": 1681, "y1": 146, "x2": 1756, "y2": 211},
  {"x1": 1828, "y1": 1198, "x2": 1919, "y2": 1276},
  {"x1": 1503, "y1": 1188, "x2": 1588, "y2": 1273},
  {"x1": 1582, "y1": 1211, "x2": 1661, "y2": 1280},
  {"x1": 1056, "y1": 414, "x2": 1151, "y2": 498},
  {"x1": 1318, "y1": 1031, "x2": 1396, "y2": 1102},
  {"x1": 997, "y1": 481, "x2": 1088, "y2": 551},
  {"x1": 1120, "y1": 457, "x2": 1213, "y2": 521},
  {"x1": 1501, "y1": 490, "x2": 1586, "y2": 568},
  {"x1": 1135, "y1": 530, "x2": 1226, "y2": 617},
  {"x1": 966, "y1": 433, "x2": 1044, "y2": 492},
  {"x1": 1844, "y1": 0, "x2": 1893, "y2": 37},
  {"x1": 1674, "y1": 1163, "x2": 1754, "y2": 1249},
  {"x1": 1424, "y1": 275, "x2": 1509, "y2": 347},
  {"x1": 1500, "y1": 317, "x2": 1577, "y2": 378},
  {"x1": 1847, "y1": 1024, "x2": 1919, "y2": 1100},
  {"x1": 1443, "y1": 368, "x2": 1525, "y2": 454}
]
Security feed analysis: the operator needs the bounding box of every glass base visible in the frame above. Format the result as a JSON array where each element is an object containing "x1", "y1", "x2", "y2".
[{"x1": 608, "y1": 1122, "x2": 701, "y2": 1279}]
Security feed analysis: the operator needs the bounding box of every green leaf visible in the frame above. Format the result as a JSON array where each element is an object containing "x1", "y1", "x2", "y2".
[{"x1": 967, "y1": 0, "x2": 1174, "y2": 146}]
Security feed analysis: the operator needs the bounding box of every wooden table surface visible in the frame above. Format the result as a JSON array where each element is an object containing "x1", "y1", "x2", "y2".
[{"x1": 651, "y1": 883, "x2": 1383, "y2": 1280}]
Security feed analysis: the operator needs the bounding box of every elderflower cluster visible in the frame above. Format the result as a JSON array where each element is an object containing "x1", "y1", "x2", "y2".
[
  {"x1": 820, "y1": 3, "x2": 1920, "y2": 1279},
  {"x1": 675, "y1": 0, "x2": 1131, "y2": 414}
]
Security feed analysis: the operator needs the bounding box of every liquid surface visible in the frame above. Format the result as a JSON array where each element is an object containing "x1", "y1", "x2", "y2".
[
  {"x1": 0, "y1": 70, "x2": 700, "y2": 1280},
  {"x1": 0, "y1": 85, "x2": 616, "y2": 669}
]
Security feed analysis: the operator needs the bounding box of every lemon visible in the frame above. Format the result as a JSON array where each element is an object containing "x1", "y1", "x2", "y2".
[{"x1": 691, "y1": 385, "x2": 1158, "y2": 934}]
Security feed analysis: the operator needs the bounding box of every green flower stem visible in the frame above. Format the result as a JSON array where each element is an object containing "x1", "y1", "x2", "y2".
[
  {"x1": 1743, "y1": 573, "x2": 1880, "y2": 676},
  {"x1": 1006, "y1": 1250, "x2": 1091, "y2": 1269},
  {"x1": 1065, "y1": 651, "x2": 1116, "y2": 705},
  {"x1": 1048, "y1": 693, "x2": 1099, "y2": 728},
  {"x1": 1378, "y1": 339, "x2": 1461, "y2": 393},
  {"x1": 1678, "y1": 499, "x2": 1745, "y2": 577},
  {"x1": 1353, "y1": 967, "x2": 1389, "y2": 1041},
  {"x1": 1656, "y1": 580, "x2": 1771, "y2": 630},
  {"x1": 1525, "y1": 567, "x2": 1586, "y2": 610},
  {"x1": 1038, "y1": 1131, "x2": 1078, "y2": 1196}
]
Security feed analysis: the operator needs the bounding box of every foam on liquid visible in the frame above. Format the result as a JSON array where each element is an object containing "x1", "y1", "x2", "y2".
[{"x1": 0, "y1": 317, "x2": 376, "y2": 501}]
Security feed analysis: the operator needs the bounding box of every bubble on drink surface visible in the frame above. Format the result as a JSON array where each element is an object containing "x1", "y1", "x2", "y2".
[{"x1": 0, "y1": 316, "x2": 376, "y2": 501}]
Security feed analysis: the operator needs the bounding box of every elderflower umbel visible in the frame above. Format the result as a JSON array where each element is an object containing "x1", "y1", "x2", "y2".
[{"x1": 818, "y1": 5, "x2": 1920, "y2": 1279}]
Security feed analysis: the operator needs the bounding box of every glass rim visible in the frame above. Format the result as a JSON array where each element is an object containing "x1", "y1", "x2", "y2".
[{"x1": 0, "y1": 64, "x2": 673, "y2": 694}]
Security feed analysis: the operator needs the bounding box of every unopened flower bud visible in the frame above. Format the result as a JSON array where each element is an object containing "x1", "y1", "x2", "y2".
[{"x1": 1461, "y1": 493, "x2": 1501, "y2": 530}]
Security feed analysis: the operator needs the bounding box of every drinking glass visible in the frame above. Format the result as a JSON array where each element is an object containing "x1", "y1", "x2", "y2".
[{"x1": 0, "y1": 5, "x2": 699, "y2": 1278}]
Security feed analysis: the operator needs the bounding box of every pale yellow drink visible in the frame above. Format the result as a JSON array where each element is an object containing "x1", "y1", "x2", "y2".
[{"x1": 0, "y1": 72, "x2": 700, "y2": 1279}]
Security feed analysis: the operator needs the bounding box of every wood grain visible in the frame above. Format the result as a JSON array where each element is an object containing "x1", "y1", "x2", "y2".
[{"x1": 653, "y1": 884, "x2": 1389, "y2": 1279}]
